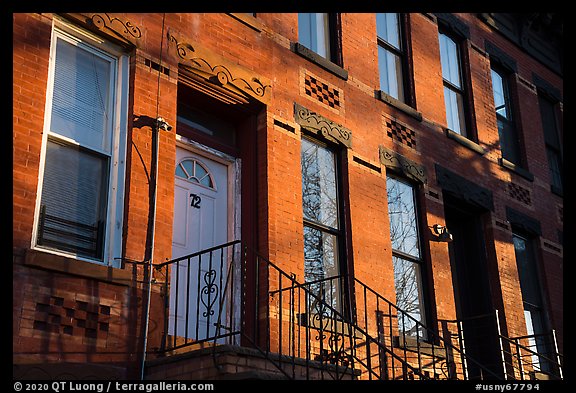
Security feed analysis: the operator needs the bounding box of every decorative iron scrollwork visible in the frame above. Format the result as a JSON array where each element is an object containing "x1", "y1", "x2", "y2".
[
  {"x1": 167, "y1": 32, "x2": 195, "y2": 60},
  {"x1": 89, "y1": 13, "x2": 142, "y2": 39},
  {"x1": 309, "y1": 287, "x2": 353, "y2": 369},
  {"x1": 314, "y1": 330, "x2": 353, "y2": 368},
  {"x1": 379, "y1": 146, "x2": 427, "y2": 184},
  {"x1": 166, "y1": 32, "x2": 271, "y2": 102},
  {"x1": 294, "y1": 103, "x2": 352, "y2": 148},
  {"x1": 200, "y1": 269, "x2": 218, "y2": 318}
]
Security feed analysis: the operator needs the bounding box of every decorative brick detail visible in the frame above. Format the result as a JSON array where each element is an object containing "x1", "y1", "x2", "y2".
[
  {"x1": 20, "y1": 284, "x2": 120, "y2": 347},
  {"x1": 557, "y1": 204, "x2": 563, "y2": 224},
  {"x1": 493, "y1": 217, "x2": 511, "y2": 232},
  {"x1": 508, "y1": 182, "x2": 532, "y2": 206},
  {"x1": 384, "y1": 115, "x2": 417, "y2": 149},
  {"x1": 304, "y1": 73, "x2": 341, "y2": 109},
  {"x1": 541, "y1": 238, "x2": 563, "y2": 257}
]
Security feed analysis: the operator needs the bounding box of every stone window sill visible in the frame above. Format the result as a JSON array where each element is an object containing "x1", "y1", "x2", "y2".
[
  {"x1": 227, "y1": 13, "x2": 264, "y2": 33},
  {"x1": 291, "y1": 42, "x2": 348, "y2": 80},
  {"x1": 445, "y1": 128, "x2": 487, "y2": 155},
  {"x1": 376, "y1": 90, "x2": 423, "y2": 121},
  {"x1": 24, "y1": 249, "x2": 134, "y2": 287},
  {"x1": 551, "y1": 184, "x2": 563, "y2": 197},
  {"x1": 393, "y1": 335, "x2": 446, "y2": 359},
  {"x1": 498, "y1": 158, "x2": 534, "y2": 182},
  {"x1": 298, "y1": 312, "x2": 363, "y2": 339}
]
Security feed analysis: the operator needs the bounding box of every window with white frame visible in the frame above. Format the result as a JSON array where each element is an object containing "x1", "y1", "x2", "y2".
[{"x1": 34, "y1": 21, "x2": 128, "y2": 265}]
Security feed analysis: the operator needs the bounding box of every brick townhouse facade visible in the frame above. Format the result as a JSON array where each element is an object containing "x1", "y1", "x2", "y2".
[{"x1": 13, "y1": 12, "x2": 563, "y2": 381}]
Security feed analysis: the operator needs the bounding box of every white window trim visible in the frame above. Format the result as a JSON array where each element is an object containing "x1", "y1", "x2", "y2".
[{"x1": 31, "y1": 18, "x2": 129, "y2": 268}]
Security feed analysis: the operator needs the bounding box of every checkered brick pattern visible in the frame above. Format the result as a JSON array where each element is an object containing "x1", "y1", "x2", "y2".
[
  {"x1": 508, "y1": 182, "x2": 532, "y2": 206},
  {"x1": 20, "y1": 285, "x2": 116, "y2": 346},
  {"x1": 385, "y1": 119, "x2": 416, "y2": 148},
  {"x1": 32, "y1": 296, "x2": 111, "y2": 339},
  {"x1": 558, "y1": 205, "x2": 563, "y2": 224},
  {"x1": 304, "y1": 74, "x2": 341, "y2": 109}
]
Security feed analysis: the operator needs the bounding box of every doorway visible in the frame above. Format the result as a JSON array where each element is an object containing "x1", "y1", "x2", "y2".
[
  {"x1": 169, "y1": 146, "x2": 236, "y2": 341},
  {"x1": 444, "y1": 194, "x2": 503, "y2": 379}
]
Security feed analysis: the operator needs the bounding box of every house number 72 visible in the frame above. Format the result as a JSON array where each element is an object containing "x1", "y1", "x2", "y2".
[{"x1": 190, "y1": 193, "x2": 201, "y2": 209}]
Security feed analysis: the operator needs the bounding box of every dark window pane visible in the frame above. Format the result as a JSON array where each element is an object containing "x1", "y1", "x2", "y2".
[
  {"x1": 538, "y1": 96, "x2": 560, "y2": 149},
  {"x1": 513, "y1": 235, "x2": 543, "y2": 308},
  {"x1": 177, "y1": 104, "x2": 236, "y2": 146},
  {"x1": 538, "y1": 95, "x2": 562, "y2": 190},
  {"x1": 513, "y1": 234, "x2": 550, "y2": 370},
  {"x1": 498, "y1": 117, "x2": 521, "y2": 165},
  {"x1": 546, "y1": 148, "x2": 563, "y2": 190}
]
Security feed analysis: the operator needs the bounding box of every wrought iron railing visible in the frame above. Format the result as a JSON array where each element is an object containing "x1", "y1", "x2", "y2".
[
  {"x1": 351, "y1": 277, "x2": 504, "y2": 380},
  {"x1": 153, "y1": 241, "x2": 506, "y2": 380},
  {"x1": 155, "y1": 240, "x2": 243, "y2": 352},
  {"x1": 499, "y1": 330, "x2": 563, "y2": 380}
]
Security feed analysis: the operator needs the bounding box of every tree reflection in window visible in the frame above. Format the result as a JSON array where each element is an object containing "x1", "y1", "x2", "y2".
[
  {"x1": 301, "y1": 137, "x2": 342, "y2": 313},
  {"x1": 386, "y1": 176, "x2": 427, "y2": 337}
]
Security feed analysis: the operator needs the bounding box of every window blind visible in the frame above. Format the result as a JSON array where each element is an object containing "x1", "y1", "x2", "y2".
[{"x1": 50, "y1": 38, "x2": 113, "y2": 154}]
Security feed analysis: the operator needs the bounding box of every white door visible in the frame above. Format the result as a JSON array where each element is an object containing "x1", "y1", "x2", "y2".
[{"x1": 169, "y1": 147, "x2": 230, "y2": 342}]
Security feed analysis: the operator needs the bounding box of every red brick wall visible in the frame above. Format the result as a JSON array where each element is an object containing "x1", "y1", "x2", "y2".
[
  {"x1": 13, "y1": 13, "x2": 51, "y2": 252},
  {"x1": 13, "y1": 12, "x2": 563, "y2": 378}
]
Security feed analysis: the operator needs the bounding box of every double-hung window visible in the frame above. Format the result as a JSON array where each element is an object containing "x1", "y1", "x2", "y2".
[
  {"x1": 376, "y1": 13, "x2": 406, "y2": 103},
  {"x1": 512, "y1": 233, "x2": 550, "y2": 373},
  {"x1": 34, "y1": 22, "x2": 128, "y2": 266},
  {"x1": 301, "y1": 137, "x2": 344, "y2": 314},
  {"x1": 538, "y1": 94, "x2": 563, "y2": 194},
  {"x1": 298, "y1": 13, "x2": 337, "y2": 63},
  {"x1": 439, "y1": 31, "x2": 467, "y2": 136},
  {"x1": 386, "y1": 175, "x2": 427, "y2": 338},
  {"x1": 491, "y1": 66, "x2": 521, "y2": 166}
]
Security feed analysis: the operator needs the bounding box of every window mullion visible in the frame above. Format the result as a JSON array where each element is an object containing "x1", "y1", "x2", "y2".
[
  {"x1": 392, "y1": 248, "x2": 422, "y2": 265},
  {"x1": 443, "y1": 79, "x2": 463, "y2": 94},
  {"x1": 378, "y1": 38, "x2": 403, "y2": 57},
  {"x1": 303, "y1": 218, "x2": 341, "y2": 237}
]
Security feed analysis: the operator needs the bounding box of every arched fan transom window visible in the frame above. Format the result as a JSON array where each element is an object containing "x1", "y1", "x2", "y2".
[{"x1": 175, "y1": 158, "x2": 215, "y2": 189}]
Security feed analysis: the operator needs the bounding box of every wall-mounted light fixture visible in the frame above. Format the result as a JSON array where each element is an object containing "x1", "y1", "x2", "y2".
[
  {"x1": 431, "y1": 224, "x2": 453, "y2": 243},
  {"x1": 155, "y1": 117, "x2": 173, "y2": 131}
]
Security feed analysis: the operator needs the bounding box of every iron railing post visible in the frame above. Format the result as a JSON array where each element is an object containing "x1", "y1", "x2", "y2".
[
  {"x1": 495, "y1": 309, "x2": 508, "y2": 380},
  {"x1": 515, "y1": 338, "x2": 524, "y2": 380},
  {"x1": 551, "y1": 329, "x2": 563, "y2": 379},
  {"x1": 458, "y1": 320, "x2": 469, "y2": 380}
]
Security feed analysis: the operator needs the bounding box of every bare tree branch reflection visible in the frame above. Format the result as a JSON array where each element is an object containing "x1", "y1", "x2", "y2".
[
  {"x1": 301, "y1": 138, "x2": 341, "y2": 312},
  {"x1": 387, "y1": 176, "x2": 426, "y2": 337}
]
